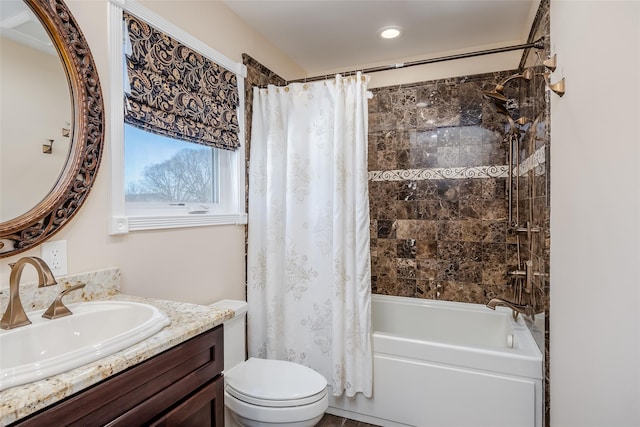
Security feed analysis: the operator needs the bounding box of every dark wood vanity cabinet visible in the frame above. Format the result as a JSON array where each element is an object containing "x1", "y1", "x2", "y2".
[{"x1": 12, "y1": 325, "x2": 224, "y2": 427}]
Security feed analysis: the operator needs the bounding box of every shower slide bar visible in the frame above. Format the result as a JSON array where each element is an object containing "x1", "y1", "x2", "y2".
[{"x1": 287, "y1": 37, "x2": 545, "y2": 84}]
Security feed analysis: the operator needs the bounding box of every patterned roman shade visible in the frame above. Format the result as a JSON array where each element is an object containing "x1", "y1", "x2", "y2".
[{"x1": 124, "y1": 12, "x2": 240, "y2": 151}]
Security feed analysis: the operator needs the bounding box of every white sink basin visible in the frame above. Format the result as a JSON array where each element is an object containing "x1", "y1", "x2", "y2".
[{"x1": 0, "y1": 301, "x2": 170, "y2": 391}]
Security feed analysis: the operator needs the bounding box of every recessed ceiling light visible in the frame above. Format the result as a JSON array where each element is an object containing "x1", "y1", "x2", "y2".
[{"x1": 379, "y1": 26, "x2": 402, "y2": 39}]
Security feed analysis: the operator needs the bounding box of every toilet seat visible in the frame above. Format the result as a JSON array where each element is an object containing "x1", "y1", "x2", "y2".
[{"x1": 225, "y1": 358, "x2": 328, "y2": 408}]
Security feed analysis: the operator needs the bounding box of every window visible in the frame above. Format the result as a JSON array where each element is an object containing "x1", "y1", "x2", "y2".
[
  {"x1": 109, "y1": 0, "x2": 246, "y2": 234},
  {"x1": 124, "y1": 124, "x2": 226, "y2": 215}
]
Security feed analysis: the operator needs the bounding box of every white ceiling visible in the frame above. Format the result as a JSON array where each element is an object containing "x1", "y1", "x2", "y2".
[
  {"x1": 0, "y1": 0, "x2": 56, "y2": 55},
  {"x1": 224, "y1": 0, "x2": 540, "y2": 76}
]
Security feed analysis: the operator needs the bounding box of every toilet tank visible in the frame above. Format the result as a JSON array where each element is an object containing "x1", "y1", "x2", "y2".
[{"x1": 209, "y1": 299, "x2": 248, "y2": 372}]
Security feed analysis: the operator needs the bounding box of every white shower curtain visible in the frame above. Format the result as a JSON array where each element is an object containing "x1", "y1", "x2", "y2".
[{"x1": 247, "y1": 74, "x2": 372, "y2": 398}]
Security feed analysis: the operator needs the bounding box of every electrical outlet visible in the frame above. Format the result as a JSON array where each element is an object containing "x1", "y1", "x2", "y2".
[{"x1": 41, "y1": 240, "x2": 68, "y2": 276}]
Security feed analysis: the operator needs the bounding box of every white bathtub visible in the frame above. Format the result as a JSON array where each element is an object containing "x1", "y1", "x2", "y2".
[{"x1": 327, "y1": 294, "x2": 543, "y2": 427}]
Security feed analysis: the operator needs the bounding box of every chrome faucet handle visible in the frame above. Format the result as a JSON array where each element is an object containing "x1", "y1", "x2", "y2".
[{"x1": 42, "y1": 283, "x2": 86, "y2": 320}]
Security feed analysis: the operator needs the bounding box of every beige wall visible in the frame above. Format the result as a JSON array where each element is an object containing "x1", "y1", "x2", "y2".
[
  {"x1": 550, "y1": 1, "x2": 640, "y2": 425},
  {"x1": 0, "y1": 0, "x2": 303, "y2": 304}
]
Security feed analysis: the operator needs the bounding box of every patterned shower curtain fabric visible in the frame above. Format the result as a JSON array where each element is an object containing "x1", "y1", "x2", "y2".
[
  {"x1": 247, "y1": 74, "x2": 373, "y2": 398},
  {"x1": 123, "y1": 12, "x2": 240, "y2": 151}
]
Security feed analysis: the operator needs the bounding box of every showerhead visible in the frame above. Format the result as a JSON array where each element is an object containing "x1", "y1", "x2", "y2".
[
  {"x1": 491, "y1": 68, "x2": 535, "y2": 97},
  {"x1": 483, "y1": 90, "x2": 508, "y2": 103},
  {"x1": 484, "y1": 67, "x2": 538, "y2": 109}
]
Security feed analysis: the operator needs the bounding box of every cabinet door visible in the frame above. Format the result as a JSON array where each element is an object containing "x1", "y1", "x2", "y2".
[
  {"x1": 12, "y1": 326, "x2": 223, "y2": 427},
  {"x1": 149, "y1": 377, "x2": 224, "y2": 427}
]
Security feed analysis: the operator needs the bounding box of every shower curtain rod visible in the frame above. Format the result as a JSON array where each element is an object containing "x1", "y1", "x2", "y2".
[{"x1": 287, "y1": 37, "x2": 545, "y2": 84}]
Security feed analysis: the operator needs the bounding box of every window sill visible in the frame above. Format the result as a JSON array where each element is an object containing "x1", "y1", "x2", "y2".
[{"x1": 110, "y1": 213, "x2": 247, "y2": 234}]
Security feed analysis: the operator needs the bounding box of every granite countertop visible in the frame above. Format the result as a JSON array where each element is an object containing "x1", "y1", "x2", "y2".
[{"x1": 0, "y1": 291, "x2": 234, "y2": 426}]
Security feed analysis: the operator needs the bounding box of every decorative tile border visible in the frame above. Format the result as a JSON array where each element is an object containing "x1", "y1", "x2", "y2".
[
  {"x1": 368, "y1": 165, "x2": 509, "y2": 181},
  {"x1": 368, "y1": 147, "x2": 546, "y2": 182},
  {"x1": 514, "y1": 146, "x2": 546, "y2": 176}
]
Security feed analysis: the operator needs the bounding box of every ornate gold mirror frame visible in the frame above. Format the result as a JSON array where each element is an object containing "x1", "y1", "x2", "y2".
[{"x1": 0, "y1": 0, "x2": 104, "y2": 258}]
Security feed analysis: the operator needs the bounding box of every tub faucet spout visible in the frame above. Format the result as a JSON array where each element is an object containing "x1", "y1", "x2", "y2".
[
  {"x1": 486, "y1": 298, "x2": 533, "y2": 321},
  {"x1": 0, "y1": 256, "x2": 57, "y2": 329}
]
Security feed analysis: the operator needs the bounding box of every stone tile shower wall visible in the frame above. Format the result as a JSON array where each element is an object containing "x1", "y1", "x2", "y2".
[{"x1": 368, "y1": 72, "x2": 521, "y2": 304}]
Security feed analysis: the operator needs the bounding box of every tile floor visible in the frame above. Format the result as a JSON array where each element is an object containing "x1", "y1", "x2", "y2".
[{"x1": 317, "y1": 413, "x2": 381, "y2": 427}]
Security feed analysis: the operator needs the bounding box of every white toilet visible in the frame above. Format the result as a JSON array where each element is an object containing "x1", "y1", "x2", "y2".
[{"x1": 211, "y1": 300, "x2": 328, "y2": 427}]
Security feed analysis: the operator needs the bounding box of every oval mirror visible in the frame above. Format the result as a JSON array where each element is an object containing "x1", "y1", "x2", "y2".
[
  {"x1": 0, "y1": 0, "x2": 104, "y2": 258},
  {"x1": 1, "y1": 0, "x2": 71, "y2": 222}
]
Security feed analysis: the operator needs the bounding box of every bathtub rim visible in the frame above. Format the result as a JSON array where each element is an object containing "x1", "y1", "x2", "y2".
[
  {"x1": 370, "y1": 294, "x2": 544, "y2": 379},
  {"x1": 372, "y1": 294, "x2": 529, "y2": 322},
  {"x1": 371, "y1": 293, "x2": 540, "y2": 332}
]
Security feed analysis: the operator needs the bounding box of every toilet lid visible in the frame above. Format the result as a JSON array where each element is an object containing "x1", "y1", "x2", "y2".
[{"x1": 225, "y1": 358, "x2": 327, "y2": 406}]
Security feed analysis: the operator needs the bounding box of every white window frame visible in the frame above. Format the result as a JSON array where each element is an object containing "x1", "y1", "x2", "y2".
[{"x1": 108, "y1": 0, "x2": 247, "y2": 234}]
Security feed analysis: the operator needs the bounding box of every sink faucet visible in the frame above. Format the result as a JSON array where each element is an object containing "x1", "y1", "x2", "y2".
[
  {"x1": 42, "y1": 283, "x2": 86, "y2": 319},
  {"x1": 486, "y1": 298, "x2": 533, "y2": 321},
  {"x1": 0, "y1": 256, "x2": 57, "y2": 329}
]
